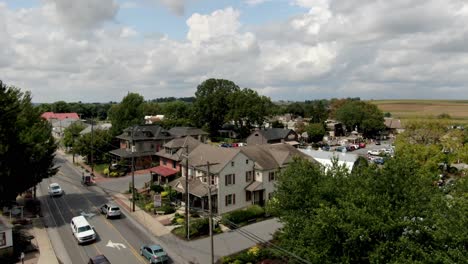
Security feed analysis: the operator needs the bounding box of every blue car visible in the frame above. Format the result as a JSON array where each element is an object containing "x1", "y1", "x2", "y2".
[{"x1": 140, "y1": 244, "x2": 169, "y2": 263}]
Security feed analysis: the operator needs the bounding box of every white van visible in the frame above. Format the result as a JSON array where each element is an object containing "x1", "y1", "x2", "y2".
[{"x1": 71, "y1": 216, "x2": 96, "y2": 244}]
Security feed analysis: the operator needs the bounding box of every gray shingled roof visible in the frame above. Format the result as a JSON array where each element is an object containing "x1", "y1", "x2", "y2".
[
  {"x1": 109, "y1": 148, "x2": 156, "y2": 158},
  {"x1": 185, "y1": 144, "x2": 240, "y2": 174},
  {"x1": 241, "y1": 143, "x2": 315, "y2": 170},
  {"x1": 258, "y1": 128, "x2": 295, "y2": 141},
  {"x1": 116, "y1": 125, "x2": 173, "y2": 141},
  {"x1": 156, "y1": 136, "x2": 201, "y2": 161},
  {"x1": 168, "y1": 127, "x2": 208, "y2": 137},
  {"x1": 169, "y1": 177, "x2": 217, "y2": 198}
]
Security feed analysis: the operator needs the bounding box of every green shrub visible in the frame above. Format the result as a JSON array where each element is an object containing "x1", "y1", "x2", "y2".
[
  {"x1": 161, "y1": 191, "x2": 169, "y2": 197},
  {"x1": 145, "y1": 202, "x2": 154, "y2": 211},
  {"x1": 176, "y1": 218, "x2": 185, "y2": 225},
  {"x1": 158, "y1": 204, "x2": 175, "y2": 214},
  {"x1": 150, "y1": 184, "x2": 164, "y2": 193},
  {"x1": 222, "y1": 205, "x2": 265, "y2": 227},
  {"x1": 103, "y1": 168, "x2": 110, "y2": 175},
  {"x1": 109, "y1": 171, "x2": 119, "y2": 177}
]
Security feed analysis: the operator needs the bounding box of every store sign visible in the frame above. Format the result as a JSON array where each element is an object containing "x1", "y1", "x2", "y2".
[{"x1": 154, "y1": 194, "x2": 162, "y2": 207}]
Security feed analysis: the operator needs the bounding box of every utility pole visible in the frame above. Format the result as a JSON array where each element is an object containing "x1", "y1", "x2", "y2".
[
  {"x1": 131, "y1": 126, "x2": 136, "y2": 212},
  {"x1": 184, "y1": 145, "x2": 190, "y2": 240},
  {"x1": 90, "y1": 118, "x2": 94, "y2": 175},
  {"x1": 207, "y1": 161, "x2": 214, "y2": 264}
]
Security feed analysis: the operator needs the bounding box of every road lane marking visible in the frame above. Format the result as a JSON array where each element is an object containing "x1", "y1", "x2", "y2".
[{"x1": 106, "y1": 240, "x2": 127, "y2": 250}]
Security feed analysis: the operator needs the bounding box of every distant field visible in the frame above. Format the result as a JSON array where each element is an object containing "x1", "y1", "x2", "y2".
[{"x1": 369, "y1": 100, "x2": 468, "y2": 122}]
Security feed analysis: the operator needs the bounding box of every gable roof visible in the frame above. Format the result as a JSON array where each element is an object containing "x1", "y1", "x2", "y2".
[
  {"x1": 41, "y1": 112, "x2": 80, "y2": 121},
  {"x1": 168, "y1": 127, "x2": 208, "y2": 137},
  {"x1": 255, "y1": 128, "x2": 296, "y2": 141},
  {"x1": 185, "y1": 144, "x2": 240, "y2": 174},
  {"x1": 384, "y1": 118, "x2": 403, "y2": 129},
  {"x1": 117, "y1": 125, "x2": 173, "y2": 141},
  {"x1": 156, "y1": 136, "x2": 202, "y2": 161},
  {"x1": 241, "y1": 143, "x2": 315, "y2": 170}
]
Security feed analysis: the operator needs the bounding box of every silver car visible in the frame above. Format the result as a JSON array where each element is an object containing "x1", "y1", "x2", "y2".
[
  {"x1": 48, "y1": 183, "x2": 64, "y2": 197},
  {"x1": 100, "y1": 203, "x2": 121, "y2": 219}
]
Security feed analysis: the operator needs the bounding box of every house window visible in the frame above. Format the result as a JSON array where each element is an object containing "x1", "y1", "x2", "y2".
[
  {"x1": 246, "y1": 191, "x2": 252, "y2": 202},
  {"x1": 269, "y1": 171, "x2": 276, "y2": 182},
  {"x1": 172, "y1": 161, "x2": 177, "y2": 169},
  {"x1": 246, "y1": 159, "x2": 249, "y2": 164},
  {"x1": 211, "y1": 175, "x2": 216, "y2": 185},
  {"x1": 225, "y1": 174, "x2": 235, "y2": 186},
  {"x1": 231, "y1": 161, "x2": 235, "y2": 167},
  {"x1": 245, "y1": 171, "x2": 253, "y2": 182},
  {"x1": 268, "y1": 192, "x2": 274, "y2": 200},
  {"x1": 225, "y1": 194, "x2": 236, "y2": 206},
  {"x1": 163, "y1": 159, "x2": 167, "y2": 166}
]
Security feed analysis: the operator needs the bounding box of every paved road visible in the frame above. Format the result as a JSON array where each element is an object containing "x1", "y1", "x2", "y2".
[{"x1": 39, "y1": 154, "x2": 183, "y2": 264}]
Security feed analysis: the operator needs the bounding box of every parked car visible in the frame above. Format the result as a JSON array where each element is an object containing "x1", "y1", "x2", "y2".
[
  {"x1": 140, "y1": 244, "x2": 169, "y2": 263},
  {"x1": 367, "y1": 149, "x2": 381, "y2": 156},
  {"x1": 335, "y1": 146, "x2": 347, "y2": 152},
  {"x1": 346, "y1": 145, "x2": 356, "y2": 151},
  {"x1": 359, "y1": 142, "x2": 366, "y2": 148},
  {"x1": 373, "y1": 157, "x2": 385, "y2": 165},
  {"x1": 322, "y1": 145, "x2": 330, "y2": 151},
  {"x1": 349, "y1": 144, "x2": 360, "y2": 150},
  {"x1": 109, "y1": 163, "x2": 129, "y2": 174},
  {"x1": 100, "y1": 203, "x2": 121, "y2": 219},
  {"x1": 88, "y1": 255, "x2": 111, "y2": 264},
  {"x1": 48, "y1": 183, "x2": 64, "y2": 197},
  {"x1": 375, "y1": 141, "x2": 381, "y2": 145}
]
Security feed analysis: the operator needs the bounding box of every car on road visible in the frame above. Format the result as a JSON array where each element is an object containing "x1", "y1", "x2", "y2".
[
  {"x1": 140, "y1": 244, "x2": 169, "y2": 263},
  {"x1": 100, "y1": 203, "x2": 121, "y2": 219},
  {"x1": 335, "y1": 146, "x2": 347, "y2": 152},
  {"x1": 88, "y1": 254, "x2": 111, "y2": 264},
  {"x1": 48, "y1": 183, "x2": 64, "y2": 197},
  {"x1": 71, "y1": 215, "x2": 96, "y2": 244}
]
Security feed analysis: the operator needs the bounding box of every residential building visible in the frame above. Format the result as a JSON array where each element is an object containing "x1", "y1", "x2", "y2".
[
  {"x1": 151, "y1": 136, "x2": 201, "y2": 185},
  {"x1": 384, "y1": 118, "x2": 405, "y2": 135},
  {"x1": 144, "y1": 115, "x2": 164, "y2": 124},
  {"x1": 246, "y1": 128, "x2": 299, "y2": 146},
  {"x1": 169, "y1": 142, "x2": 315, "y2": 215},
  {"x1": 0, "y1": 215, "x2": 13, "y2": 257},
  {"x1": 109, "y1": 125, "x2": 173, "y2": 169},
  {"x1": 299, "y1": 148, "x2": 358, "y2": 173},
  {"x1": 41, "y1": 112, "x2": 80, "y2": 121},
  {"x1": 168, "y1": 127, "x2": 209, "y2": 143},
  {"x1": 41, "y1": 112, "x2": 81, "y2": 138},
  {"x1": 79, "y1": 123, "x2": 112, "y2": 135}
]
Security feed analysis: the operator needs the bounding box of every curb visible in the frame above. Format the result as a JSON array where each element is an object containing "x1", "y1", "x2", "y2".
[{"x1": 32, "y1": 219, "x2": 59, "y2": 264}]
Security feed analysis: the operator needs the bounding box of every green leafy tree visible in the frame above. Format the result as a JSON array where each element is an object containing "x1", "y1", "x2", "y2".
[
  {"x1": 62, "y1": 122, "x2": 86, "y2": 163},
  {"x1": 108, "y1": 93, "x2": 145, "y2": 135},
  {"x1": 227, "y1": 88, "x2": 273, "y2": 137},
  {"x1": 335, "y1": 101, "x2": 385, "y2": 137},
  {"x1": 0, "y1": 81, "x2": 57, "y2": 203},
  {"x1": 192, "y1": 79, "x2": 240, "y2": 136},
  {"x1": 74, "y1": 129, "x2": 114, "y2": 164},
  {"x1": 304, "y1": 123, "x2": 326, "y2": 143},
  {"x1": 161, "y1": 101, "x2": 192, "y2": 120},
  {"x1": 271, "y1": 120, "x2": 284, "y2": 128},
  {"x1": 399, "y1": 119, "x2": 449, "y2": 145},
  {"x1": 286, "y1": 102, "x2": 305, "y2": 118},
  {"x1": 304, "y1": 100, "x2": 329, "y2": 123},
  {"x1": 272, "y1": 154, "x2": 468, "y2": 263}
]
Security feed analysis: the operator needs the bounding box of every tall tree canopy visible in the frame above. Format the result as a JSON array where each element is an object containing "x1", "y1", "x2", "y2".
[
  {"x1": 0, "y1": 81, "x2": 57, "y2": 204},
  {"x1": 108, "y1": 93, "x2": 145, "y2": 136},
  {"x1": 272, "y1": 153, "x2": 468, "y2": 263},
  {"x1": 192, "y1": 79, "x2": 240, "y2": 136},
  {"x1": 335, "y1": 100, "x2": 385, "y2": 137},
  {"x1": 227, "y1": 88, "x2": 273, "y2": 137}
]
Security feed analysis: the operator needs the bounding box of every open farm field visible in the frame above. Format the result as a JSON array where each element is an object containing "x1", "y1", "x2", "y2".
[{"x1": 370, "y1": 100, "x2": 468, "y2": 122}]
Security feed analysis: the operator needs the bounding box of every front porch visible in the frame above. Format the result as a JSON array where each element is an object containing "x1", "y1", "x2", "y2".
[
  {"x1": 168, "y1": 177, "x2": 218, "y2": 214},
  {"x1": 149, "y1": 166, "x2": 179, "y2": 185},
  {"x1": 245, "y1": 181, "x2": 265, "y2": 207}
]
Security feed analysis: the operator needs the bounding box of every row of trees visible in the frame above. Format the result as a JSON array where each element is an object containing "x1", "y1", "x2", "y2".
[{"x1": 0, "y1": 81, "x2": 57, "y2": 204}]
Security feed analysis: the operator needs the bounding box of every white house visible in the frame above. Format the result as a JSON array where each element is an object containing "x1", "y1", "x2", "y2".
[
  {"x1": 169, "y1": 143, "x2": 314, "y2": 215},
  {"x1": 0, "y1": 216, "x2": 13, "y2": 257},
  {"x1": 299, "y1": 148, "x2": 358, "y2": 173}
]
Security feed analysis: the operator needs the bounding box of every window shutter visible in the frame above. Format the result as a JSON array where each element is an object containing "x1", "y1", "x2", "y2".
[
  {"x1": 225, "y1": 195, "x2": 228, "y2": 206},
  {"x1": 225, "y1": 175, "x2": 228, "y2": 186},
  {"x1": 233, "y1": 174, "x2": 235, "y2": 185},
  {"x1": 233, "y1": 194, "x2": 236, "y2": 205}
]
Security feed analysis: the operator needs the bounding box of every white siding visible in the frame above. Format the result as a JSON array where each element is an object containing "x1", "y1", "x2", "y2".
[{"x1": 216, "y1": 153, "x2": 255, "y2": 214}]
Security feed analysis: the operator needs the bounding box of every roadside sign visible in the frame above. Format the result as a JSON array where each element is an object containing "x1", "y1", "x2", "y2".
[{"x1": 154, "y1": 194, "x2": 162, "y2": 207}]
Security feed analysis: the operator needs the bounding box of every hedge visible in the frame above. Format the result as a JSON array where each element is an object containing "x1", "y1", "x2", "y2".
[{"x1": 221, "y1": 205, "x2": 265, "y2": 227}]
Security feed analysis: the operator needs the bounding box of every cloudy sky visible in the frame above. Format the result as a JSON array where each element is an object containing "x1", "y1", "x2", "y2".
[{"x1": 1, "y1": 0, "x2": 468, "y2": 103}]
